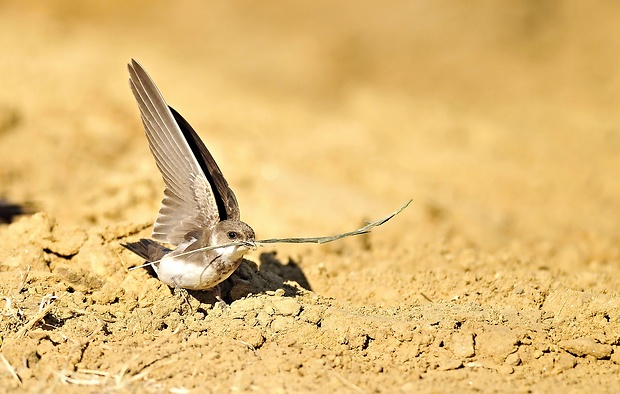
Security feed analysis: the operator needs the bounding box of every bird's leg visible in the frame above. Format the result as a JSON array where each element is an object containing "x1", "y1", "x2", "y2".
[{"x1": 212, "y1": 284, "x2": 228, "y2": 308}]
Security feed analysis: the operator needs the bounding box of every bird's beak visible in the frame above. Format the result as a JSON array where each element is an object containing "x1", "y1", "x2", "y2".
[{"x1": 243, "y1": 240, "x2": 257, "y2": 250}]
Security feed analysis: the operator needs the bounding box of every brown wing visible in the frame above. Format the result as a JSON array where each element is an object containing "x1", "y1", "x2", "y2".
[
  {"x1": 168, "y1": 106, "x2": 240, "y2": 220},
  {"x1": 128, "y1": 59, "x2": 222, "y2": 245}
]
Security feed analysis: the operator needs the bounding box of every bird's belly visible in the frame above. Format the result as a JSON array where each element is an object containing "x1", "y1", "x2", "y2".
[{"x1": 155, "y1": 254, "x2": 241, "y2": 290}]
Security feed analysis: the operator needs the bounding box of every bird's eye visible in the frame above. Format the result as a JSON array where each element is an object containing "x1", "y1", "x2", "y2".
[{"x1": 227, "y1": 231, "x2": 238, "y2": 240}]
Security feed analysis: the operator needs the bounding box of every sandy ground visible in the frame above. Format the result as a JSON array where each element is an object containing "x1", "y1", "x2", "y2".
[{"x1": 1, "y1": 1, "x2": 620, "y2": 392}]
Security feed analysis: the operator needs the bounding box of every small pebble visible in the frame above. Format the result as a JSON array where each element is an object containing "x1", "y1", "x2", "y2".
[
  {"x1": 476, "y1": 327, "x2": 518, "y2": 360},
  {"x1": 450, "y1": 332, "x2": 475, "y2": 358},
  {"x1": 505, "y1": 352, "x2": 521, "y2": 366},
  {"x1": 555, "y1": 352, "x2": 576, "y2": 371}
]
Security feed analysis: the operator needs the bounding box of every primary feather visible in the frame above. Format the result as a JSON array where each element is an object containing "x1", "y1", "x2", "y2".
[{"x1": 127, "y1": 60, "x2": 239, "y2": 245}]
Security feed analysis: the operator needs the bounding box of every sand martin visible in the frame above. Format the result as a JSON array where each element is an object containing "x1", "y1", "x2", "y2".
[{"x1": 122, "y1": 60, "x2": 255, "y2": 299}]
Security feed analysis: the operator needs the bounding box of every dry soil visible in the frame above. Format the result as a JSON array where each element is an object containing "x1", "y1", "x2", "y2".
[{"x1": 1, "y1": 1, "x2": 620, "y2": 393}]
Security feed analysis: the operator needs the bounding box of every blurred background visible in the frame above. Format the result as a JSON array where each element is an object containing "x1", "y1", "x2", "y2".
[{"x1": 0, "y1": 0, "x2": 619, "y2": 265}]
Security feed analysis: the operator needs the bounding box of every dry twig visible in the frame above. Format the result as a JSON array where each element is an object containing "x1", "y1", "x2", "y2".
[
  {"x1": 129, "y1": 199, "x2": 412, "y2": 271},
  {"x1": 13, "y1": 292, "x2": 66, "y2": 339},
  {"x1": 0, "y1": 353, "x2": 21, "y2": 385}
]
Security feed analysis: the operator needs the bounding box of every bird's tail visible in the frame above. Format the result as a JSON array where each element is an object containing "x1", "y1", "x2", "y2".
[{"x1": 121, "y1": 238, "x2": 170, "y2": 262}]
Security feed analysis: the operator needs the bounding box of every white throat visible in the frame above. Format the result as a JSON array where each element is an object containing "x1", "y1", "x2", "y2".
[{"x1": 219, "y1": 244, "x2": 250, "y2": 261}]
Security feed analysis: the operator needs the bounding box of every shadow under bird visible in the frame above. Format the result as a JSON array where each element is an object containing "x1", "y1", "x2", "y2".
[{"x1": 122, "y1": 60, "x2": 255, "y2": 301}]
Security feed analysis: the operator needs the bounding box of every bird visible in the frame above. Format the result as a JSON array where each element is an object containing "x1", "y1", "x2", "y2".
[{"x1": 122, "y1": 60, "x2": 255, "y2": 302}]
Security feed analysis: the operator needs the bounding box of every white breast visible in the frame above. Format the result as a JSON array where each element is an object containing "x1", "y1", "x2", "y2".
[{"x1": 154, "y1": 245, "x2": 247, "y2": 290}]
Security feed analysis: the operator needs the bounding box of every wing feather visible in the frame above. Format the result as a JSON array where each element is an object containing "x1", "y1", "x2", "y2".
[
  {"x1": 169, "y1": 107, "x2": 240, "y2": 220},
  {"x1": 128, "y1": 60, "x2": 221, "y2": 245}
]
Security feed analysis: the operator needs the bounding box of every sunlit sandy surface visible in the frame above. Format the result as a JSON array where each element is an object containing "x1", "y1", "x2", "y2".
[{"x1": 1, "y1": 2, "x2": 619, "y2": 392}]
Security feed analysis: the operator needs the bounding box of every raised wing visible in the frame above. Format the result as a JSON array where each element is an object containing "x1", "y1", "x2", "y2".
[
  {"x1": 128, "y1": 59, "x2": 235, "y2": 245},
  {"x1": 169, "y1": 106, "x2": 240, "y2": 221}
]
